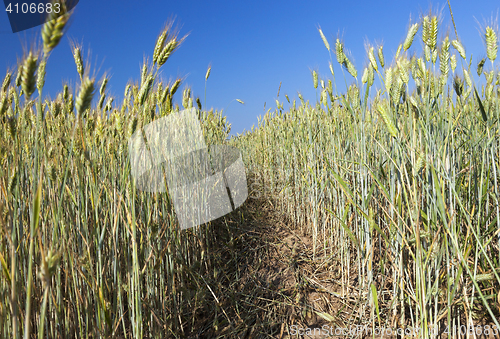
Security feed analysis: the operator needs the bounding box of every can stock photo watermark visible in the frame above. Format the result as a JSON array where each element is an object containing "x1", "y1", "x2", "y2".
[
  {"x1": 288, "y1": 324, "x2": 422, "y2": 337},
  {"x1": 128, "y1": 107, "x2": 248, "y2": 230}
]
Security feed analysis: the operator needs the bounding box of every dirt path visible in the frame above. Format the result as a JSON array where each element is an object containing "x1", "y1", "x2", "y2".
[{"x1": 189, "y1": 198, "x2": 362, "y2": 338}]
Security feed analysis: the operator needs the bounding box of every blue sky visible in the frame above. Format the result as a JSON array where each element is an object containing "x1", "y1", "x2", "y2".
[{"x1": 1, "y1": 1, "x2": 499, "y2": 135}]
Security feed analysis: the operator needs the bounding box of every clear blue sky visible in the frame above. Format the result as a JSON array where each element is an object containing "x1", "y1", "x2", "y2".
[{"x1": 1, "y1": 1, "x2": 499, "y2": 135}]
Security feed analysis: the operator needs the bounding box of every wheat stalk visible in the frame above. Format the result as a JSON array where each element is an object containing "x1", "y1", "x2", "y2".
[
  {"x1": 0, "y1": 93, "x2": 8, "y2": 116},
  {"x1": 397, "y1": 57, "x2": 410, "y2": 85},
  {"x1": 395, "y1": 43, "x2": 403, "y2": 60},
  {"x1": 335, "y1": 39, "x2": 345, "y2": 65},
  {"x1": 362, "y1": 67, "x2": 369, "y2": 84},
  {"x1": 15, "y1": 66, "x2": 22, "y2": 87},
  {"x1": 485, "y1": 26, "x2": 498, "y2": 63},
  {"x1": 378, "y1": 102, "x2": 397, "y2": 137},
  {"x1": 477, "y1": 58, "x2": 486, "y2": 76},
  {"x1": 36, "y1": 59, "x2": 46, "y2": 92},
  {"x1": 318, "y1": 26, "x2": 330, "y2": 51},
  {"x1": 368, "y1": 46, "x2": 378, "y2": 71},
  {"x1": 21, "y1": 52, "x2": 38, "y2": 99},
  {"x1": 75, "y1": 78, "x2": 95, "y2": 116},
  {"x1": 453, "y1": 74, "x2": 463, "y2": 97},
  {"x1": 422, "y1": 16, "x2": 430, "y2": 47},
  {"x1": 451, "y1": 39, "x2": 466, "y2": 59},
  {"x1": 99, "y1": 77, "x2": 108, "y2": 97},
  {"x1": 2, "y1": 72, "x2": 11, "y2": 93},
  {"x1": 430, "y1": 16, "x2": 438, "y2": 50},
  {"x1": 422, "y1": 14, "x2": 439, "y2": 55},
  {"x1": 403, "y1": 23, "x2": 419, "y2": 51},
  {"x1": 367, "y1": 64, "x2": 374, "y2": 87},
  {"x1": 153, "y1": 31, "x2": 167, "y2": 65},
  {"x1": 424, "y1": 45, "x2": 431, "y2": 62},
  {"x1": 171, "y1": 78, "x2": 181, "y2": 96},
  {"x1": 41, "y1": 0, "x2": 69, "y2": 53},
  {"x1": 378, "y1": 45, "x2": 385, "y2": 68},
  {"x1": 312, "y1": 70, "x2": 318, "y2": 89},
  {"x1": 385, "y1": 66, "x2": 393, "y2": 93},
  {"x1": 345, "y1": 58, "x2": 357, "y2": 78},
  {"x1": 440, "y1": 36, "x2": 450, "y2": 78},
  {"x1": 154, "y1": 21, "x2": 188, "y2": 68},
  {"x1": 450, "y1": 54, "x2": 457, "y2": 73},
  {"x1": 159, "y1": 85, "x2": 169, "y2": 104},
  {"x1": 205, "y1": 64, "x2": 212, "y2": 81},
  {"x1": 329, "y1": 62, "x2": 335, "y2": 77}
]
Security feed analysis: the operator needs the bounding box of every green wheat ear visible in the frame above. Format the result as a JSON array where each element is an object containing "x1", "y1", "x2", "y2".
[
  {"x1": 0, "y1": 92, "x2": 7, "y2": 116},
  {"x1": 170, "y1": 78, "x2": 181, "y2": 96},
  {"x1": 377, "y1": 45, "x2": 385, "y2": 68},
  {"x1": 335, "y1": 39, "x2": 345, "y2": 65},
  {"x1": 21, "y1": 52, "x2": 38, "y2": 99},
  {"x1": 453, "y1": 74, "x2": 463, "y2": 97},
  {"x1": 137, "y1": 74, "x2": 154, "y2": 106},
  {"x1": 41, "y1": 0, "x2": 69, "y2": 53},
  {"x1": 312, "y1": 70, "x2": 318, "y2": 89},
  {"x1": 74, "y1": 47, "x2": 84, "y2": 80},
  {"x1": 153, "y1": 20, "x2": 189, "y2": 68},
  {"x1": 205, "y1": 64, "x2": 212, "y2": 81},
  {"x1": 36, "y1": 59, "x2": 46, "y2": 92},
  {"x1": 368, "y1": 46, "x2": 378, "y2": 71},
  {"x1": 1, "y1": 72, "x2": 11, "y2": 93},
  {"x1": 485, "y1": 26, "x2": 498, "y2": 62},
  {"x1": 361, "y1": 67, "x2": 369, "y2": 84},
  {"x1": 318, "y1": 26, "x2": 330, "y2": 51},
  {"x1": 439, "y1": 36, "x2": 450, "y2": 79},
  {"x1": 403, "y1": 23, "x2": 419, "y2": 51},
  {"x1": 477, "y1": 58, "x2": 486, "y2": 76},
  {"x1": 75, "y1": 78, "x2": 95, "y2": 116},
  {"x1": 451, "y1": 39, "x2": 466, "y2": 59},
  {"x1": 450, "y1": 54, "x2": 457, "y2": 73},
  {"x1": 344, "y1": 57, "x2": 357, "y2": 78},
  {"x1": 377, "y1": 103, "x2": 398, "y2": 138},
  {"x1": 153, "y1": 31, "x2": 167, "y2": 65}
]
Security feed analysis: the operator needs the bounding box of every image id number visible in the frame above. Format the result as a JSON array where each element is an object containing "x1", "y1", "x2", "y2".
[{"x1": 6, "y1": 2, "x2": 61, "y2": 14}]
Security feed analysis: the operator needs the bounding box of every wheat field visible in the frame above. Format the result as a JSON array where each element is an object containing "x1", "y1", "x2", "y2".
[{"x1": 0, "y1": 1, "x2": 500, "y2": 338}]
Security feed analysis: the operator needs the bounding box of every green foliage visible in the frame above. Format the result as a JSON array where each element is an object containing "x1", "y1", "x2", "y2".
[
  {"x1": 0, "y1": 16, "x2": 234, "y2": 338},
  {"x1": 232, "y1": 10, "x2": 500, "y2": 331}
]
